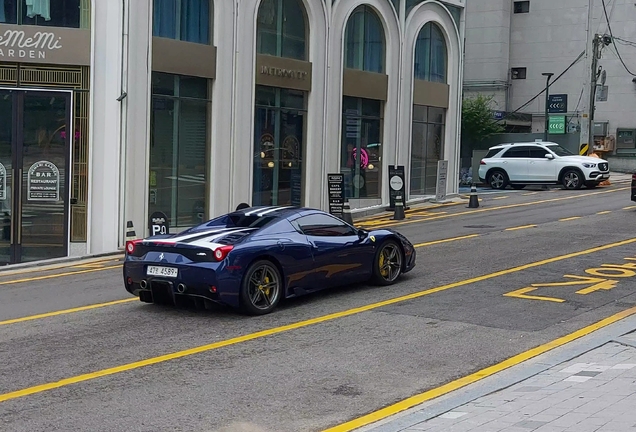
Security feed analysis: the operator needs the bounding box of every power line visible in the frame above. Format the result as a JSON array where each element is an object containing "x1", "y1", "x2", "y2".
[
  {"x1": 495, "y1": 50, "x2": 586, "y2": 123},
  {"x1": 601, "y1": 0, "x2": 636, "y2": 76}
]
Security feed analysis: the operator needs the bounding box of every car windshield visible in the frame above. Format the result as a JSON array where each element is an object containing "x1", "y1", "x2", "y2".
[{"x1": 546, "y1": 144, "x2": 574, "y2": 156}]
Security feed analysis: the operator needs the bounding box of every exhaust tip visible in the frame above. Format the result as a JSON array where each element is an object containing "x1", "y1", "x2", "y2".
[
  {"x1": 140, "y1": 280, "x2": 148, "y2": 289},
  {"x1": 177, "y1": 283, "x2": 186, "y2": 293}
]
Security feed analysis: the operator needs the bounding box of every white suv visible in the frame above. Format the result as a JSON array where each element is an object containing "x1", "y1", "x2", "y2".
[{"x1": 478, "y1": 141, "x2": 610, "y2": 190}]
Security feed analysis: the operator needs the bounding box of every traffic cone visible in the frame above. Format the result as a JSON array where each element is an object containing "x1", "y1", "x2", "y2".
[
  {"x1": 392, "y1": 196, "x2": 405, "y2": 220},
  {"x1": 342, "y1": 201, "x2": 354, "y2": 225},
  {"x1": 468, "y1": 184, "x2": 479, "y2": 208},
  {"x1": 126, "y1": 221, "x2": 137, "y2": 241}
]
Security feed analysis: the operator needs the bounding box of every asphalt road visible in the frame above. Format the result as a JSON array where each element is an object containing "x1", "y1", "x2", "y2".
[{"x1": 1, "y1": 180, "x2": 636, "y2": 432}]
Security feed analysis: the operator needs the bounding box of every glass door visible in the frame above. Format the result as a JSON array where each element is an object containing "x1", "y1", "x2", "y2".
[{"x1": 0, "y1": 89, "x2": 71, "y2": 265}]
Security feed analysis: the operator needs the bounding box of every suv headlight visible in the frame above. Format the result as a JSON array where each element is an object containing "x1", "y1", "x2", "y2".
[{"x1": 582, "y1": 163, "x2": 597, "y2": 168}]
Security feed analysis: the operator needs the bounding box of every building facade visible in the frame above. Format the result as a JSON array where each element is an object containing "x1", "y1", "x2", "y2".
[
  {"x1": 464, "y1": 0, "x2": 636, "y2": 154},
  {"x1": 0, "y1": 0, "x2": 464, "y2": 265}
]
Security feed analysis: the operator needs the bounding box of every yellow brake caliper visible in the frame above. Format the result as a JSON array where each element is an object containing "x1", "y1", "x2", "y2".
[
  {"x1": 379, "y1": 252, "x2": 388, "y2": 277},
  {"x1": 262, "y1": 275, "x2": 271, "y2": 296}
]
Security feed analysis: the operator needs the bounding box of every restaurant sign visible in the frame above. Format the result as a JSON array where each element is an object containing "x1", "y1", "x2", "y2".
[{"x1": 0, "y1": 25, "x2": 90, "y2": 65}]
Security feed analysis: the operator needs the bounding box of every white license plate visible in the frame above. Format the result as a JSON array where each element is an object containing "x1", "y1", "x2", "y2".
[{"x1": 146, "y1": 265, "x2": 178, "y2": 278}]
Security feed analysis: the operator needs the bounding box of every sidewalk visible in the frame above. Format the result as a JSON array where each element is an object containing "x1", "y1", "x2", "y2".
[{"x1": 359, "y1": 313, "x2": 636, "y2": 432}]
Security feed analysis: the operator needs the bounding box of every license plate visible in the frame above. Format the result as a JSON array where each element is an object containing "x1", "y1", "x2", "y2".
[{"x1": 146, "y1": 265, "x2": 178, "y2": 278}]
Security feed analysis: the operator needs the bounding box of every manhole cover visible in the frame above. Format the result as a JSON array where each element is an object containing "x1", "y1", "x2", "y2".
[{"x1": 464, "y1": 225, "x2": 495, "y2": 229}]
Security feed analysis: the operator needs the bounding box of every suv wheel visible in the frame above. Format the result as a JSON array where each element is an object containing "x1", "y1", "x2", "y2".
[
  {"x1": 562, "y1": 169, "x2": 583, "y2": 190},
  {"x1": 488, "y1": 170, "x2": 508, "y2": 189}
]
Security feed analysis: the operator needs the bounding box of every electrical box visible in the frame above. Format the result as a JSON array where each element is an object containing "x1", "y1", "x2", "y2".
[
  {"x1": 616, "y1": 128, "x2": 636, "y2": 149},
  {"x1": 593, "y1": 121, "x2": 608, "y2": 137}
]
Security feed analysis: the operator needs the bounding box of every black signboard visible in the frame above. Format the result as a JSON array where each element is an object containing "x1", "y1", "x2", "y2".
[
  {"x1": 388, "y1": 165, "x2": 406, "y2": 210},
  {"x1": 327, "y1": 173, "x2": 345, "y2": 218},
  {"x1": 291, "y1": 170, "x2": 302, "y2": 206},
  {"x1": 149, "y1": 211, "x2": 170, "y2": 236},
  {"x1": 548, "y1": 94, "x2": 568, "y2": 113},
  {"x1": 27, "y1": 160, "x2": 60, "y2": 201}
]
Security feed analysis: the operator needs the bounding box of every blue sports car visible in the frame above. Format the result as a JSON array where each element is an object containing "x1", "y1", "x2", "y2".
[{"x1": 123, "y1": 206, "x2": 416, "y2": 315}]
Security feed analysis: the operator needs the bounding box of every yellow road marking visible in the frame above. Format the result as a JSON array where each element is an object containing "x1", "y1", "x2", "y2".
[
  {"x1": 413, "y1": 234, "x2": 479, "y2": 248},
  {"x1": 0, "y1": 256, "x2": 122, "y2": 277},
  {"x1": 0, "y1": 265, "x2": 121, "y2": 286},
  {"x1": 1, "y1": 238, "x2": 634, "y2": 404},
  {"x1": 492, "y1": 196, "x2": 509, "y2": 200},
  {"x1": 503, "y1": 287, "x2": 565, "y2": 303},
  {"x1": 624, "y1": 206, "x2": 636, "y2": 210},
  {"x1": 597, "y1": 211, "x2": 612, "y2": 215},
  {"x1": 355, "y1": 202, "x2": 462, "y2": 223},
  {"x1": 0, "y1": 299, "x2": 137, "y2": 326},
  {"x1": 506, "y1": 225, "x2": 537, "y2": 231},
  {"x1": 367, "y1": 187, "x2": 628, "y2": 229},
  {"x1": 523, "y1": 192, "x2": 539, "y2": 196},
  {"x1": 559, "y1": 216, "x2": 582, "y2": 222},
  {"x1": 322, "y1": 307, "x2": 636, "y2": 432}
]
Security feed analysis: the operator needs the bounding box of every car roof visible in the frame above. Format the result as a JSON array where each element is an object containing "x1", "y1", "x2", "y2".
[
  {"x1": 489, "y1": 141, "x2": 559, "y2": 150},
  {"x1": 228, "y1": 205, "x2": 320, "y2": 220}
]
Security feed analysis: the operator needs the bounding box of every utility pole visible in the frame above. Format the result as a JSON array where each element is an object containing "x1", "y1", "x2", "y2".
[
  {"x1": 542, "y1": 72, "x2": 554, "y2": 142},
  {"x1": 586, "y1": 34, "x2": 601, "y2": 155}
]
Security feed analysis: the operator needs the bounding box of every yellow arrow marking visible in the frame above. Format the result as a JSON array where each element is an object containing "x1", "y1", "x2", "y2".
[
  {"x1": 576, "y1": 279, "x2": 619, "y2": 295},
  {"x1": 531, "y1": 275, "x2": 608, "y2": 287},
  {"x1": 504, "y1": 287, "x2": 565, "y2": 303}
]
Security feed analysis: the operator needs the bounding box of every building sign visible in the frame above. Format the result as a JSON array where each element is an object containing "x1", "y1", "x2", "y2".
[
  {"x1": 327, "y1": 173, "x2": 345, "y2": 219},
  {"x1": 0, "y1": 163, "x2": 5, "y2": 200},
  {"x1": 255, "y1": 54, "x2": 312, "y2": 92},
  {"x1": 548, "y1": 115, "x2": 566, "y2": 135},
  {"x1": 260, "y1": 66, "x2": 308, "y2": 81},
  {"x1": 0, "y1": 25, "x2": 90, "y2": 65},
  {"x1": 27, "y1": 160, "x2": 60, "y2": 201},
  {"x1": 548, "y1": 94, "x2": 568, "y2": 113},
  {"x1": 388, "y1": 165, "x2": 406, "y2": 210},
  {"x1": 435, "y1": 160, "x2": 449, "y2": 202}
]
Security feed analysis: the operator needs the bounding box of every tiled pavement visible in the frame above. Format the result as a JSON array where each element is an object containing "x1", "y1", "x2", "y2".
[{"x1": 360, "y1": 316, "x2": 636, "y2": 432}]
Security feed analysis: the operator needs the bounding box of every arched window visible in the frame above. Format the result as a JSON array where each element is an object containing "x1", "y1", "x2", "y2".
[
  {"x1": 153, "y1": 0, "x2": 212, "y2": 45},
  {"x1": 344, "y1": 6, "x2": 385, "y2": 74},
  {"x1": 414, "y1": 22, "x2": 447, "y2": 83},
  {"x1": 256, "y1": 0, "x2": 308, "y2": 61}
]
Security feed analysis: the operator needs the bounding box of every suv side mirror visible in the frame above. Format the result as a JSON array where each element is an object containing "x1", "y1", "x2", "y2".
[{"x1": 545, "y1": 153, "x2": 555, "y2": 160}]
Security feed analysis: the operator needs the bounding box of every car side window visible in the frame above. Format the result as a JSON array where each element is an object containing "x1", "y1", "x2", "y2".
[
  {"x1": 295, "y1": 214, "x2": 358, "y2": 237},
  {"x1": 529, "y1": 148, "x2": 549, "y2": 158},
  {"x1": 502, "y1": 147, "x2": 530, "y2": 158}
]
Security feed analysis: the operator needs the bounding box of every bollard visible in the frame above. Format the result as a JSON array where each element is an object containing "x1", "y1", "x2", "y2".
[
  {"x1": 468, "y1": 184, "x2": 479, "y2": 208},
  {"x1": 392, "y1": 196, "x2": 405, "y2": 220},
  {"x1": 342, "y1": 201, "x2": 354, "y2": 225},
  {"x1": 126, "y1": 221, "x2": 137, "y2": 240}
]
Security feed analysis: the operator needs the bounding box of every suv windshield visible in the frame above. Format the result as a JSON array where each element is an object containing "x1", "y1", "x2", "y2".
[{"x1": 546, "y1": 144, "x2": 574, "y2": 157}]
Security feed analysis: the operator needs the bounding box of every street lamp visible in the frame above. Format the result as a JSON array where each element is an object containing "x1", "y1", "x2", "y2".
[{"x1": 542, "y1": 72, "x2": 554, "y2": 142}]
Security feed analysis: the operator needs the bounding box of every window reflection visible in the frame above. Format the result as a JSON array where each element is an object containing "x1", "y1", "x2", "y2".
[
  {"x1": 1, "y1": 0, "x2": 90, "y2": 28},
  {"x1": 253, "y1": 86, "x2": 306, "y2": 207},
  {"x1": 340, "y1": 96, "x2": 382, "y2": 200},
  {"x1": 256, "y1": 0, "x2": 307, "y2": 61},
  {"x1": 414, "y1": 22, "x2": 447, "y2": 83},
  {"x1": 153, "y1": 0, "x2": 211, "y2": 45},
  {"x1": 410, "y1": 105, "x2": 445, "y2": 196},
  {"x1": 344, "y1": 5, "x2": 385, "y2": 73},
  {"x1": 149, "y1": 73, "x2": 209, "y2": 227}
]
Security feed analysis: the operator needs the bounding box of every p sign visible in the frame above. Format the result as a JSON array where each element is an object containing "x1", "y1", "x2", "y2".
[{"x1": 149, "y1": 211, "x2": 170, "y2": 236}]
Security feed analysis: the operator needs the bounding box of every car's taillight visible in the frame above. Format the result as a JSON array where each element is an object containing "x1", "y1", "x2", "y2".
[
  {"x1": 126, "y1": 239, "x2": 142, "y2": 255},
  {"x1": 213, "y1": 245, "x2": 234, "y2": 261},
  {"x1": 632, "y1": 173, "x2": 636, "y2": 180},
  {"x1": 480, "y1": 159, "x2": 486, "y2": 165}
]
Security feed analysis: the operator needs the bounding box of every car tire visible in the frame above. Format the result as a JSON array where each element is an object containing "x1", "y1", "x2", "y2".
[
  {"x1": 561, "y1": 169, "x2": 584, "y2": 190},
  {"x1": 488, "y1": 170, "x2": 509, "y2": 189},
  {"x1": 371, "y1": 239, "x2": 404, "y2": 286},
  {"x1": 239, "y1": 259, "x2": 282, "y2": 316},
  {"x1": 511, "y1": 184, "x2": 526, "y2": 190}
]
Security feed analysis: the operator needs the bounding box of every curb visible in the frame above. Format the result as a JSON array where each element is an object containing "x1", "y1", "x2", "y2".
[
  {"x1": 357, "y1": 313, "x2": 636, "y2": 432},
  {"x1": 0, "y1": 251, "x2": 124, "y2": 276}
]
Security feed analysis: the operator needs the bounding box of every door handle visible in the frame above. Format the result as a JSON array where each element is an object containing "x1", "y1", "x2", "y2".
[
  {"x1": 10, "y1": 169, "x2": 14, "y2": 244},
  {"x1": 16, "y1": 168, "x2": 21, "y2": 244}
]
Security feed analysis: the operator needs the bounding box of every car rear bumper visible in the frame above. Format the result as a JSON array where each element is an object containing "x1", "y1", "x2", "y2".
[{"x1": 123, "y1": 261, "x2": 241, "y2": 308}]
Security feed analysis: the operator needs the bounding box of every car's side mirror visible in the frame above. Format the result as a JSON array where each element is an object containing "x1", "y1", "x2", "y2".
[
  {"x1": 545, "y1": 153, "x2": 555, "y2": 160},
  {"x1": 358, "y1": 229, "x2": 369, "y2": 240}
]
